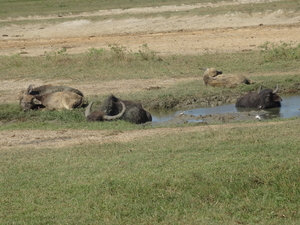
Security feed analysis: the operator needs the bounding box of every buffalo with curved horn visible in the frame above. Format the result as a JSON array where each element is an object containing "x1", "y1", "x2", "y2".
[
  {"x1": 85, "y1": 101, "x2": 126, "y2": 122},
  {"x1": 235, "y1": 85, "x2": 282, "y2": 109},
  {"x1": 99, "y1": 95, "x2": 152, "y2": 124}
]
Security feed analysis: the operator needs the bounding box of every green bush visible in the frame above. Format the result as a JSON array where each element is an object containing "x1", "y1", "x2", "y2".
[{"x1": 259, "y1": 41, "x2": 300, "y2": 62}]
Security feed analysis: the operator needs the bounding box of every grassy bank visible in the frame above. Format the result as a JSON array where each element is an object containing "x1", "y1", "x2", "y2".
[
  {"x1": 1, "y1": 42, "x2": 300, "y2": 82},
  {"x1": 1, "y1": 120, "x2": 300, "y2": 224}
]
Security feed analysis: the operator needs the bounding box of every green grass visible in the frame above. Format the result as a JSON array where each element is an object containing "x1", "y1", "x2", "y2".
[
  {"x1": 1, "y1": 119, "x2": 300, "y2": 224},
  {"x1": 0, "y1": 102, "x2": 142, "y2": 131},
  {"x1": 0, "y1": 0, "x2": 230, "y2": 19},
  {"x1": 1, "y1": 43, "x2": 300, "y2": 81},
  {"x1": 4, "y1": 0, "x2": 293, "y2": 19}
]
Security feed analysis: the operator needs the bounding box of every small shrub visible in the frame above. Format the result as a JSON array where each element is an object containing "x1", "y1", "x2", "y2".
[
  {"x1": 87, "y1": 47, "x2": 106, "y2": 56},
  {"x1": 43, "y1": 47, "x2": 72, "y2": 66},
  {"x1": 86, "y1": 44, "x2": 161, "y2": 63},
  {"x1": 44, "y1": 47, "x2": 67, "y2": 59},
  {"x1": 135, "y1": 44, "x2": 161, "y2": 61},
  {"x1": 108, "y1": 44, "x2": 130, "y2": 61},
  {"x1": 5, "y1": 53, "x2": 23, "y2": 67},
  {"x1": 259, "y1": 41, "x2": 300, "y2": 62}
]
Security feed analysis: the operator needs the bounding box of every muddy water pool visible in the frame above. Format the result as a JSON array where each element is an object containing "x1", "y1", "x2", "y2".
[{"x1": 151, "y1": 94, "x2": 300, "y2": 123}]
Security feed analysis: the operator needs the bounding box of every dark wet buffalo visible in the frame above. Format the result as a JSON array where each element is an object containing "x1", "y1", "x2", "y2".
[
  {"x1": 99, "y1": 95, "x2": 152, "y2": 124},
  {"x1": 85, "y1": 101, "x2": 126, "y2": 122},
  {"x1": 235, "y1": 85, "x2": 282, "y2": 109}
]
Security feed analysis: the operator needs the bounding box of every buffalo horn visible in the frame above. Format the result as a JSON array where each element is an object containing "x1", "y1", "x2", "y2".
[
  {"x1": 273, "y1": 84, "x2": 279, "y2": 94},
  {"x1": 103, "y1": 101, "x2": 126, "y2": 120},
  {"x1": 26, "y1": 84, "x2": 34, "y2": 94},
  {"x1": 85, "y1": 101, "x2": 126, "y2": 120},
  {"x1": 257, "y1": 86, "x2": 262, "y2": 94},
  {"x1": 84, "y1": 101, "x2": 94, "y2": 117}
]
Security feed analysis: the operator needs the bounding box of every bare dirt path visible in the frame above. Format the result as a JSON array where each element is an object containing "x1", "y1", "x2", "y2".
[
  {"x1": 0, "y1": 121, "x2": 285, "y2": 149},
  {"x1": 0, "y1": 77, "x2": 198, "y2": 103},
  {"x1": 2, "y1": 24, "x2": 300, "y2": 56},
  {"x1": 1, "y1": 0, "x2": 300, "y2": 56},
  {"x1": 1, "y1": 1, "x2": 299, "y2": 149}
]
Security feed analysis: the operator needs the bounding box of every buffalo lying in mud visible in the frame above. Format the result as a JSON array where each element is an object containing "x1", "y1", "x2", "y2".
[
  {"x1": 19, "y1": 84, "x2": 84, "y2": 109},
  {"x1": 85, "y1": 101, "x2": 126, "y2": 122},
  {"x1": 99, "y1": 95, "x2": 152, "y2": 124},
  {"x1": 235, "y1": 85, "x2": 282, "y2": 109},
  {"x1": 201, "y1": 68, "x2": 254, "y2": 88},
  {"x1": 20, "y1": 85, "x2": 84, "y2": 111}
]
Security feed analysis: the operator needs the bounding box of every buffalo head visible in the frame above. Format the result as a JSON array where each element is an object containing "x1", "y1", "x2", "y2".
[
  {"x1": 85, "y1": 101, "x2": 126, "y2": 122},
  {"x1": 99, "y1": 95, "x2": 152, "y2": 124}
]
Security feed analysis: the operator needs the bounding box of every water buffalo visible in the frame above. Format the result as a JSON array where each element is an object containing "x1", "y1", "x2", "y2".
[
  {"x1": 201, "y1": 67, "x2": 254, "y2": 88},
  {"x1": 85, "y1": 101, "x2": 126, "y2": 122},
  {"x1": 20, "y1": 85, "x2": 84, "y2": 111},
  {"x1": 99, "y1": 95, "x2": 152, "y2": 124},
  {"x1": 19, "y1": 84, "x2": 84, "y2": 108},
  {"x1": 235, "y1": 85, "x2": 282, "y2": 109}
]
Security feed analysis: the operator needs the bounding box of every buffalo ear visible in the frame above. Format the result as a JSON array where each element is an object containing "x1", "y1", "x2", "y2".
[{"x1": 32, "y1": 98, "x2": 42, "y2": 105}]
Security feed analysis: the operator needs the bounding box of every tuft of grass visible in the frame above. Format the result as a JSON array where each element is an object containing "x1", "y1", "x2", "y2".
[{"x1": 87, "y1": 44, "x2": 161, "y2": 64}]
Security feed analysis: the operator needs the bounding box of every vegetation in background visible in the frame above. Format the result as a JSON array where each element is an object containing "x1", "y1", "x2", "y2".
[
  {"x1": 1, "y1": 1, "x2": 299, "y2": 28},
  {"x1": 3, "y1": 0, "x2": 295, "y2": 19},
  {"x1": 0, "y1": 0, "x2": 229, "y2": 18},
  {"x1": 260, "y1": 41, "x2": 300, "y2": 62},
  {"x1": 1, "y1": 41, "x2": 300, "y2": 81}
]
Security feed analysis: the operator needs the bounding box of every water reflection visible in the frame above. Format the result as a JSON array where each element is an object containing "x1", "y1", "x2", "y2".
[
  {"x1": 151, "y1": 94, "x2": 300, "y2": 123},
  {"x1": 235, "y1": 107, "x2": 281, "y2": 120}
]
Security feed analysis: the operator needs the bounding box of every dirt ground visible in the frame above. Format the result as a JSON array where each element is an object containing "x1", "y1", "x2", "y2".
[{"x1": 1, "y1": 0, "x2": 299, "y2": 149}]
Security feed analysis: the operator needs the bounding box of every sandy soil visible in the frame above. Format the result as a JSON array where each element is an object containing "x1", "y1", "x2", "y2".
[
  {"x1": 1, "y1": 3, "x2": 300, "y2": 56},
  {"x1": 1, "y1": 0, "x2": 299, "y2": 149},
  {"x1": 0, "y1": 121, "x2": 285, "y2": 149}
]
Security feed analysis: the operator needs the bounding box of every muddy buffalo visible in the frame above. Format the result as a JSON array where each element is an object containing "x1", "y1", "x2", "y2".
[
  {"x1": 85, "y1": 101, "x2": 126, "y2": 122},
  {"x1": 201, "y1": 67, "x2": 254, "y2": 88},
  {"x1": 235, "y1": 85, "x2": 282, "y2": 109},
  {"x1": 20, "y1": 85, "x2": 84, "y2": 111},
  {"x1": 99, "y1": 95, "x2": 152, "y2": 124},
  {"x1": 19, "y1": 84, "x2": 84, "y2": 109}
]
